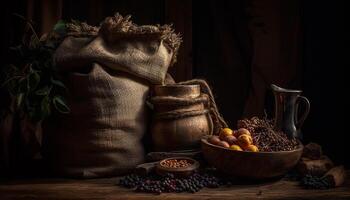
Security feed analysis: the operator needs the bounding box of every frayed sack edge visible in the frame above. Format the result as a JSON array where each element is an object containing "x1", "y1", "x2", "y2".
[{"x1": 65, "y1": 13, "x2": 182, "y2": 66}]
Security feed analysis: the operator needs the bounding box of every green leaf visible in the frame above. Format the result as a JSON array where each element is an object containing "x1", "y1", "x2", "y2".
[
  {"x1": 28, "y1": 71, "x2": 40, "y2": 92},
  {"x1": 18, "y1": 77, "x2": 28, "y2": 93},
  {"x1": 51, "y1": 77, "x2": 66, "y2": 89},
  {"x1": 53, "y1": 95, "x2": 70, "y2": 114},
  {"x1": 5, "y1": 80, "x2": 17, "y2": 95},
  {"x1": 16, "y1": 93, "x2": 25, "y2": 108},
  {"x1": 53, "y1": 20, "x2": 66, "y2": 35},
  {"x1": 29, "y1": 34, "x2": 40, "y2": 49},
  {"x1": 1, "y1": 66, "x2": 20, "y2": 87},
  {"x1": 35, "y1": 86, "x2": 51, "y2": 96},
  {"x1": 40, "y1": 96, "x2": 51, "y2": 119}
]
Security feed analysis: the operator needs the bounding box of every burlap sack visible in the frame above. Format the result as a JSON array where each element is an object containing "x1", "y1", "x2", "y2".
[
  {"x1": 44, "y1": 13, "x2": 181, "y2": 178},
  {"x1": 55, "y1": 14, "x2": 181, "y2": 84}
]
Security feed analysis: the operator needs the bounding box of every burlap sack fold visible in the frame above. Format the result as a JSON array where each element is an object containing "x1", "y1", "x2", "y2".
[
  {"x1": 55, "y1": 13, "x2": 181, "y2": 84},
  {"x1": 44, "y1": 13, "x2": 181, "y2": 178}
]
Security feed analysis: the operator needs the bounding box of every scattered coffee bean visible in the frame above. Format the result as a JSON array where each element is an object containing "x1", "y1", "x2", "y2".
[
  {"x1": 160, "y1": 159, "x2": 192, "y2": 168},
  {"x1": 118, "y1": 170, "x2": 229, "y2": 194},
  {"x1": 300, "y1": 174, "x2": 332, "y2": 189}
]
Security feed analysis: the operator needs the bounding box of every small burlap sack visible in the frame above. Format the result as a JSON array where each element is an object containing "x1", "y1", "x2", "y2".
[
  {"x1": 161, "y1": 79, "x2": 228, "y2": 133},
  {"x1": 178, "y1": 79, "x2": 228, "y2": 133},
  {"x1": 44, "y1": 13, "x2": 181, "y2": 178}
]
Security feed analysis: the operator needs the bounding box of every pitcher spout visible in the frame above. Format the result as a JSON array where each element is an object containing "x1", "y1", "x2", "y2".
[{"x1": 271, "y1": 84, "x2": 302, "y2": 94}]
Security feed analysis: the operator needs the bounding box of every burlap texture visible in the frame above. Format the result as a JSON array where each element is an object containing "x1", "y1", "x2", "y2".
[
  {"x1": 44, "y1": 13, "x2": 181, "y2": 178},
  {"x1": 151, "y1": 79, "x2": 228, "y2": 134},
  {"x1": 55, "y1": 13, "x2": 181, "y2": 84}
]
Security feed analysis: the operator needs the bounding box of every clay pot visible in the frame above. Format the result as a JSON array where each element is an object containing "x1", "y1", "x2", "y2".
[{"x1": 151, "y1": 84, "x2": 212, "y2": 151}]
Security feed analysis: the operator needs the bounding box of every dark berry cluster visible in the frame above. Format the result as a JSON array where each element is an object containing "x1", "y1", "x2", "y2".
[
  {"x1": 300, "y1": 174, "x2": 332, "y2": 189},
  {"x1": 118, "y1": 171, "x2": 226, "y2": 194},
  {"x1": 238, "y1": 117, "x2": 299, "y2": 152}
]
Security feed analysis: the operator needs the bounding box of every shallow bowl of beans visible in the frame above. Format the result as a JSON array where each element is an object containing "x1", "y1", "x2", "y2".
[{"x1": 156, "y1": 157, "x2": 200, "y2": 177}]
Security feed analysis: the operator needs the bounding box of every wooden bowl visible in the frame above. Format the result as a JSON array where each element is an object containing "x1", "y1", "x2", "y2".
[
  {"x1": 156, "y1": 157, "x2": 200, "y2": 177},
  {"x1": 201, "y1": 138, "x2": 303, "y2": 179}
]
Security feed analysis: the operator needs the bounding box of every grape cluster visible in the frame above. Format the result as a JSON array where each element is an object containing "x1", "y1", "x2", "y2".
[
  {"x1": 300, "y1": 174, "x2": 332, "y2": 189},
  {"x1": 118, "y1": 171, "x2": 226, "y2": 194}
]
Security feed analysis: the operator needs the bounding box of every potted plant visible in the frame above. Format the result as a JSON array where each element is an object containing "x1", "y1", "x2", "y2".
[{"x1": 0, "y1": 15, "x2": 69, "y2": 173}]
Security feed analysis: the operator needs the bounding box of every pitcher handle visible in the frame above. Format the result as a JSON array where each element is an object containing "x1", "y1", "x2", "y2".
[{"x1": 295, "y1": 96, "x2": 310, "y2": 129}]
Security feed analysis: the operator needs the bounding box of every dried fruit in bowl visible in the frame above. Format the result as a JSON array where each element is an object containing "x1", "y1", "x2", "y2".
[
  {"x1": 235, "y1": 128, "x2": 251, "y2": 137},
  {"x1": 230, "y1": 145, "x2": 243, "y2": 151},
  {"x1": 219, "y1": 128, "x2": 233, "y2": 140},
  {"x1": 208, "y1": 135, "x2": 221, "y2": 145},
  {"x1": 237, "y1": 134, "x2": 253, "y2": 148},
  {"x1": 244, "y1": 145, "x2": 259, "y2": 152},
  {"x1": 218, "y1": 141, "x2": 230, "y2": 148},
  {"x1": 223, "y1": 135, "x2": 238, "y2": 145}
]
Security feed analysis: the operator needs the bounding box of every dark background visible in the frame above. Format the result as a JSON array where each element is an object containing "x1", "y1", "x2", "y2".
[{"x1": 0, "y1": 0, "x2": 347, "y2": 167}]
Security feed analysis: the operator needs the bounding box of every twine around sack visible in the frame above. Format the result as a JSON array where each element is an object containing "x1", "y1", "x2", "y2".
[
  {"x1": 152, "y1": 94, "x2": 210, "y2": 119},
  {"x1": 151, "y1": 79, "x2": 228, "y2": 135}
]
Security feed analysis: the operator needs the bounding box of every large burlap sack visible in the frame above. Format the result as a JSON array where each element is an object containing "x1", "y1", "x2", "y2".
[{"x1": 44, "y1": 13, "x2": 181, "y2": 178}]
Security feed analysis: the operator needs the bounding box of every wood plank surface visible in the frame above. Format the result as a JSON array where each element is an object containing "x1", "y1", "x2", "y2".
[{"x1": 1, "y1": 172, "x2": 350, "y2": 200}]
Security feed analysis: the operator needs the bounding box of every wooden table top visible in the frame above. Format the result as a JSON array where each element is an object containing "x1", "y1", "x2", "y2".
[{"x1": 1, "y1": 173, "x2": 350, "y2": 200}]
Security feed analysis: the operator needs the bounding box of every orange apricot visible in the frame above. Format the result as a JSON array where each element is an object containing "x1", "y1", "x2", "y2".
[
  {"x1": 219, "y1": 128, "x2": 233, "y2": 140},
  {"x1": 244, "y1": 145, "x2": 259, "y2": 152},
  {"x1": 229, "y1": 145, "x2": 243, "y2": 151},
  {"x1": 237, "y1": 134, "x2": 253, "y2": 148},
  {"x1": 235, "y1": 128, "x2": 251, "y2": 137}
]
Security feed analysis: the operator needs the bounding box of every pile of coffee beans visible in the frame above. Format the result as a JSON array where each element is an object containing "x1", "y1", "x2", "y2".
[
  {"x1": 284, "y1": 171, "x2": 332, "y2": 190},
  {"x1": 160, "y1": 159, "x2": 191, "y2": 168},
  {"x1": 238, "y1": 117, "x2": 299, "y2": 152},
  {"x1": 118, "y1": 170, "x2": 228, "y2": 194},
  {"x1": 300, "y1": 174, "x2": 332, "y2": 189}
]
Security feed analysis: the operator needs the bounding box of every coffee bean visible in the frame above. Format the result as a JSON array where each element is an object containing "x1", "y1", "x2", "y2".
[{"x1": 118, "y1": 169, "x2": 233, "y2": 194}]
